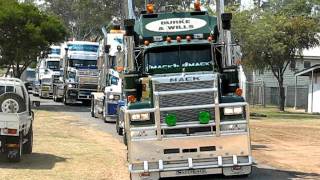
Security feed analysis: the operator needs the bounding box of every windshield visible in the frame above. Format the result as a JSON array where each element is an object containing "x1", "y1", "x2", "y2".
[
  {"x1": 67, "y1": 44, "x2": 99, "y2": 52},
  {"x1": 47, "y1": 61, "x2": 60, "y2": 70},
  {"x1": 69, "y1": 59, "x2": 97, "y2": 69},
  {"x1": 50, "y1": 48, "x2": 60, "y2": 55},
  {"x1": 145, "y1": 44, "x2": 213, "y2": 74},
  {"x1": 26, "y1": 71, "x2": 36, "y2": 79}
]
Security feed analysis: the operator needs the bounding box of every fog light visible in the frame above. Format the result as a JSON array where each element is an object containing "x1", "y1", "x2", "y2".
[
  {"x1": 199, "y1": 111, "x2": 211, "y2": 124},
  {"x1": 165, "y1": 114, "x2": 176, "y2": 126}
]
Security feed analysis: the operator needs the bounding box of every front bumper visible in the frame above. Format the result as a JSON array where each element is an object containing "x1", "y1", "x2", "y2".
[{"x1": 129, "y1": 133, "x2": 252, "y2": 177}]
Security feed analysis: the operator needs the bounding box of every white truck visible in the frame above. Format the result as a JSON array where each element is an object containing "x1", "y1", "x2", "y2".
[
  {"x1": 0, "y1": 78, "x2": 33, "y2": 162},
  {"x1": 54, "y1": 41, "x2": 99, "y2": 105},
  {"x1": 34, "y1": 45, "x2": 61, "y2": 98},
  {"x1": 91, "y1": 27, "x2": 124, "y2": 122}
]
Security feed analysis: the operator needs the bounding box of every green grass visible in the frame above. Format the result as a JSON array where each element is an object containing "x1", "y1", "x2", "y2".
[{"x1": 251, "y1": 106, "x2": 320, "y2": 121}]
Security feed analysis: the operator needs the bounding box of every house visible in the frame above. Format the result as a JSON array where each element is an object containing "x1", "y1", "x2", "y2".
[
  {"x1": 295, "y1": 64, "x2": 320, "y2": 113},
  {"x1": 246, "y1": 46, "x2": 320, "y2": 108}
]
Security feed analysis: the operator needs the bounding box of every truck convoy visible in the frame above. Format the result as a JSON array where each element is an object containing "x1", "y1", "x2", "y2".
[
  {"x1": 34, "y1": 45, "x2": 61, "y2": 98},
  {"x1": 116, "y1": 1, "x2": 252, "y2": 179},
  {"x1": 91, "y1": 26, "x2": 124, "y2": 122},
  {"x1": 53, "y1": 41, "x2": 99, "y2": 105},
  {"x1": 0, "y1": 78, "x2": 33, "y2": 162}
]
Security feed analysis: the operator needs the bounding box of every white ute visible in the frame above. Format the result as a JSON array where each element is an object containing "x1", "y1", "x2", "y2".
[{"x1": 0, "y1": 78, "x2": 34, "y2": 162}]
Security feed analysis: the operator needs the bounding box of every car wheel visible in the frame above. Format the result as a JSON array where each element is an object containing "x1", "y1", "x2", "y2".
[
  {"x1": 23, "y1": 125, "x2": 33, "y2": 154},
  {"x1": 0, "y1": 93, "x2": 26, "y2": 113},
  {"x1": 7, "y1": 136, "x2": 22, "y2": 162}
]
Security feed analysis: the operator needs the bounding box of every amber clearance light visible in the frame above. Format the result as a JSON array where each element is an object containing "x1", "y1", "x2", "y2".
[
  {"x1": 194, "y1": 0, "x2": 201, "y2": 11},
  {"x1": 166, "y1": 37, "x2": 172, "y2": 43},
  {"x1": 186, "y1": 35, "x2": 192, "y2": 42},
  {"x1": 235, "y1": 88, "x2": 243, "y2": 96},
  {"x1": 146, "y1": 3, "x2": 154, "y2": 14},
  {"x1": 128, "y1": 95, "x2": 136, "y2": 103},
  {"x1": 144, "y1": 40, "x2": 150, "y2": 46},
  {"x1": 176, "y1": 36, "x2": 182, "y2": 42}
]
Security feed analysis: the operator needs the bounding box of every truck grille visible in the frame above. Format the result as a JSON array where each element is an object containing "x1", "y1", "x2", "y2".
[
  {"x1": 79, "y1": 84, "x2": 97, "y2": 90},
  {"x1": 154, "y1": 80, "x2": 216, "y2": 123},
  {"x1": 79, "y1": 77, "x2": 98, "y2": 84}
]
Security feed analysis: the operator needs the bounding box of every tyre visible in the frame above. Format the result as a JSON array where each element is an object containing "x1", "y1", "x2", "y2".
[
  {"x1": 63, "y1": 96, "x2": 69, "y2": 105},
  {"x1": 23, "y1": 125, "x2": 33, "y2": 154},
  {"x1": 91, "y1": 99, "x2": 95, "y2": 118},
  {"x1": 7, "y1": 136, "x2": 23, "y2": 162},
  {"x1": 0, "y1": 93, "x2": 26, "y2": 113},
  {"x1": 123, "y1": 132, "x2": 127, "y2": 146}
]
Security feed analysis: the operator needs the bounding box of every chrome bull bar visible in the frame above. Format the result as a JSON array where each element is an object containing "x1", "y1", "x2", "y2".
[
  {"x1": 124, "y1": 98, "x2": 249, "y2": 140},
  {"x1": 129, "y1": 155, "x2": 253, "y2": 173}
]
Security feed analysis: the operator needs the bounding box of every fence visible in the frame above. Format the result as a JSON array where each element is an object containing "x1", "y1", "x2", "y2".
[{"x1": 245, "y1": 81, "x2": 308, "y2": 109}]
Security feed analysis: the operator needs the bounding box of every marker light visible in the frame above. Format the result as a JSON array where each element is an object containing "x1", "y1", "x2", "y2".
[
  {"x1": 186, "y1": 35, "x2": 192, "y2": 42},
  {"x1": 128, "y1": 95, "x2": 136, "y2": 103},
  {"x1": 198, "y1": 111, "x2": 211, "y2": 124},
  {"x1": 194, "y1": 0, "x2": 201, "y2": 11},
  {"x1": 146, "y1": 3, "x2": 154, "y2": 14},
  {"x1": 235, "y1": 88, "x2": 243, "y2": 96},
  {"x1": 176, "y1": 36, "x2": 182, "y2": 42},
  {"x1": 166, "y1": 37, "x2": 172, "y2": 43},
  {"x1": 144, "y1": 40, "x2": 150, "y2": 46},
  {"x1": 165, "y1": 114, "x2": 177, "y2": 126}
]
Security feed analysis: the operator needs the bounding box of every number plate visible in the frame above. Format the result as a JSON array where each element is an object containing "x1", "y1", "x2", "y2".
[{"x1": 176, "y1": 169, "x2": 207, "y2": 176}]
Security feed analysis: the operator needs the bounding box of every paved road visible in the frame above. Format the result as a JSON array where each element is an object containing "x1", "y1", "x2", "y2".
[{"x1": 33, "y1": 96, "x2": 316, "y2": 180}]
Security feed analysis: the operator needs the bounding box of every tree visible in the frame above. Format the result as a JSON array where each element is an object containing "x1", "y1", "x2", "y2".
[
  {"x1": 231, "y1": 0, "x2": 320, "y2": 111},
  {"x1": 0, "y1": 0, "x2": 66, "y2": 78},
  {"x1": 43, "y1": 0, "x2": 117, "y2": 40}
]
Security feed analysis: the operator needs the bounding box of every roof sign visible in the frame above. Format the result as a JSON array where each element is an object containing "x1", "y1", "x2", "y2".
[{"x1": 145, "y1": 18, "x2": 207, "y2": 33}]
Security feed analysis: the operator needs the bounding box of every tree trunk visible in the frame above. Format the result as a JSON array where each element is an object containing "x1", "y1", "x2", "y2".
[{"x1": 278, "y1": 78, "x2": 285, "y2": 112}]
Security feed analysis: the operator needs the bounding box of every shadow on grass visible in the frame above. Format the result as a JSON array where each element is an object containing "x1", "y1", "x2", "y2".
[
  {"x1": 162, "y1": 166, "x2": 320, "y2": 180},
  {"x1": 0, "y1": 153, "x2": 68, "y2": 170},
  {"x1": 35, "y1": 103, "x2": 91, "y2": 113}
]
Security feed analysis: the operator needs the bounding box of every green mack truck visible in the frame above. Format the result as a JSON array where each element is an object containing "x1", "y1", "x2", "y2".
[{"x1": 118, "y1": 2, "x2": 252, "y2": 179}]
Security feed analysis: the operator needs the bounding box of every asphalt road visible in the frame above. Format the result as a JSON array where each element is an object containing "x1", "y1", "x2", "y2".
[{"x1": 33, "y1": 96, "x2": 314, "y2": 180}]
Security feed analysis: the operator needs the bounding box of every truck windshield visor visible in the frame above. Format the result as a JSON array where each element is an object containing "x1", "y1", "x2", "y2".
[
  {"x1": 145, "y1": 44, "x2": 213, "y2": 74},
  {"x1": 69, "y1": 59, "x2": 97, "y2": 69},
  {"x1": 67, "y1": 44, "x2": 99, "y2": 53},
  {"x1": 47, "y1": 61, "x2": 60, "y2": 71}
]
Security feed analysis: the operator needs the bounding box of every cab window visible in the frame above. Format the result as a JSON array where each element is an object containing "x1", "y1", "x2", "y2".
[
  {"x1": 0, "y1": 86, "x2": 4, "y2": 95},
  {"x1": 6, "y1": 86, "x2": 14, "y2": 93}
]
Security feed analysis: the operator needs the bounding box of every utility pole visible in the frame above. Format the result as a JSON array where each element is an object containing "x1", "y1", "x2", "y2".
[{"x1": 215, "y1": 0, "x2": 232, "y2": 67}]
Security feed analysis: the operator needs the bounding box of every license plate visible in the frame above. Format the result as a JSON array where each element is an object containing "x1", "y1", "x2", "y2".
[{"x1": 176, "y1": 169, "x2": 207, "y2": 176}]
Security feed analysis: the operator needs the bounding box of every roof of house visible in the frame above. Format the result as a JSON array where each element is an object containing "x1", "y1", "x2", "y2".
[
  {"x1": 295, "y1": 64, "x2": 320, "y2": 76},
  {"x1": 302, "y1": 46, "x2": 320, "y2": 58}
]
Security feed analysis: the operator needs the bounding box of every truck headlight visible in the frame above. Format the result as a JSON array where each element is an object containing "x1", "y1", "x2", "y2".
[
  {"x1": 108, "y1": 94, "x2": 114, "y2": 100},
  {"x1": 131, "y1": 113, "x2": 150, "y2": 121},
  {"x1": 68, "y1": 84, "x2": 76, "y2": 88},
  {"x1": 224, "y1": 107, "x2": 243, "y2": 115}
]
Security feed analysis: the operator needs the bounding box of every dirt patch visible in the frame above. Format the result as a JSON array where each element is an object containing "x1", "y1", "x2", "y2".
[
  {"x1": 251, "y1": 118, "x2": 320, "y2": 176},
  {"x1": 0, "y1": 110, "x2": 129, "y2": 180}
]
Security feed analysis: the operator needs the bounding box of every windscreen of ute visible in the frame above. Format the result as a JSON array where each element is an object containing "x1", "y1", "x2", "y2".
[{"x1": 146, "y1": 44, "x2": 213, "y2": 73}]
